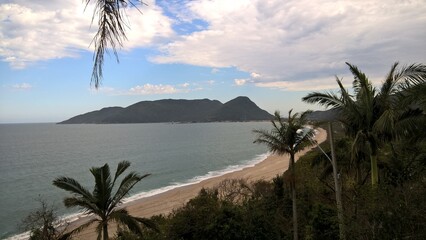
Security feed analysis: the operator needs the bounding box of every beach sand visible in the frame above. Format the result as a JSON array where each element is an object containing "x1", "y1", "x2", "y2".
[{"x1": 70, "y1": 128, "x2": 327, "y2": 239}]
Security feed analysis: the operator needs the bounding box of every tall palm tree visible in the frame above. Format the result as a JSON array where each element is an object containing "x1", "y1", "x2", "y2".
[
  {"x1": 302, "y1": 62, "x2": 426, "y2": 186},
  {"x1": 85, "y1": 0, "x2": 145, "y2": 88},
  {"x1": 53, "y1": 161, "x2": 156, "y2": 240},
  {"x1": 253, "y1": 110, "x2": 315, "y2": 240}
]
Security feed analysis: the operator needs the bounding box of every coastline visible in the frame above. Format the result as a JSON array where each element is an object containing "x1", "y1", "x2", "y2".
[{"x1": 69, "y1": 127, "x2": 327, "y2": 239}]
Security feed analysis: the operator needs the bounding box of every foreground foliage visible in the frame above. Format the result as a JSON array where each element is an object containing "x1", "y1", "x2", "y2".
[
  {"x1": 53, "y1": 161, "x2": 156, "y2": 240},
  {"x1": 85, "y1": 0, "x2": 148, "y2": 88},
  {"x1": 253, "y1": 110, "x2": 315, "y2": 240},
  {"x1": 303, "y1": 62, "x2": 426, "y2": 186},
  {"x1": 121, "y1": 136, "x2": 425, "y2": 240},
  {"x1": 21, "y1": 198, "x2": 69, "y2": 240}
]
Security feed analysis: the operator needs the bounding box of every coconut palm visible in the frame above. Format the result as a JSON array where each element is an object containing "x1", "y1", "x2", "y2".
[
  {"x1": 253, "y1": 110, "x2": 315, "y2": 240},
  {"x1": 85, "y1": 0, "x2": 145, "y2": 88},
  {"x1": 302, "y1": 62, "x2": 426, "y2": 186},
  {"x1": 53, "y1": 161, "x2": 156, "y2": 240}
]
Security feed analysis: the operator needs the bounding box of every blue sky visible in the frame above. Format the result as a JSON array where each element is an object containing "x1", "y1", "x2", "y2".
[{"x1": 1, "y1": 0, "x2": 425, "y2": 123}]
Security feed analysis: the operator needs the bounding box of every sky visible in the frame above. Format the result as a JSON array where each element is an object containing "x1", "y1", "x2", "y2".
[{"x1": 1, "y1": 0, "x2": 425, "y2": 123}]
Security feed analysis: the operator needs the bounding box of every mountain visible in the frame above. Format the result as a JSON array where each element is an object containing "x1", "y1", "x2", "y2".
[
  {"x1": 211, "y1": 96, "x2": 273, "y2": 121},
  {"x1": 60, "y1": 107, "x2": 124, "y2": 124},
  {"x1": 59, "y1": 97, "x2": 274, "y2": 124},
  {"x1": 306, "y1": 108, "x2": 340, "y2": 122}
]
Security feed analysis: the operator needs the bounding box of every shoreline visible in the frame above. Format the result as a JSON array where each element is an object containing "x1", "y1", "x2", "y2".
[
  {"x1": 8, "y1": 128, "x2": 327, "y2": 240},
  {"x1": 71, "y1": 127, "x2": 327, "y2": 239}
]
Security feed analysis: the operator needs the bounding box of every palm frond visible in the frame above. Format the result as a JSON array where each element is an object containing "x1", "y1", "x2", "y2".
[
  {"x1": 287, "y1": 109, "x2": 296, "y2": 123},
  {"x1": 109, "y1": 172, "x2": 150, "y2": 212},
  {"x1": 335, "y1": 78, "x2": 364, "y2": 125},
  {"x1": 62, "y1": 218, "x2": 98, "y2": 239},
  {"x1": 395, "y1": 63, "x2": 426, "y2": 90},
  {"x1": 113, "y1": 160, "x2": 131, "y2": 184},
  {"x1": 63, "y1": 197, "x2": 101, "y2": 216},
  {"x1": 86, "y1": 0, "x2": 136, "y2": 88},
  {"x1": 380, "y1": 62, "x2": 399, "y2": 97},
  {"x1": 393, "y1": 108, "x2": 425, "y2": 140},
  {"x1": 53, "y1": 177, "x2": 94, "y2": 201},
  {"x1": 299, "y1": 110, "x2": 313, "y2": 122},
  {"x1": 346, "y1": 62, "x2": 369, "y2": 97},
  {"x1": 91, "y1": 163, "x2": 113, "y2": 210},
  {"x1": 372, "y1": 109, "x2": 396, "y2": 136},
  {"x1": 109, "y1": 209, "x2": 143, "y2": 235},
  {"x1": 254, "y1": 110, "x2": 316, "y2": 156},
  {"x1": 253, "y1": 129, "x2": 290, "y2": 155},
  {"x1": 302, "y1": 91, "x2": 343, "y2": 109},
  {"x1": 271, "y1": 111, "x2": 285, "y2": 132}
]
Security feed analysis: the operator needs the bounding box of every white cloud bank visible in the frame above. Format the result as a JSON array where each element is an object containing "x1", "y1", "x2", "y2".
[
  {"x1": 152, "y1": 0, "x2": 426, "y2": 90},
  {"x1": 2, "y1": 0, "x2": 425, "y2": 91},
  {"x1": 0, "y1": 0, "x2": 173, "y2": 68}
]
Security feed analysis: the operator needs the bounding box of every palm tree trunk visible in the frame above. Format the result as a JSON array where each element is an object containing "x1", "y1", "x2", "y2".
[
  {"x1": 290, "y1": 152, "x2": 298, "y2": 240},
  {"x1": 370, "y1": 154, "x2": 378, "y2": 186},
  {"x1": 103, "y1": 222, "x2": 109, "y2": 240},
  {"x1": 328, "y1": 122, "x2": 346, "y2": 240}
]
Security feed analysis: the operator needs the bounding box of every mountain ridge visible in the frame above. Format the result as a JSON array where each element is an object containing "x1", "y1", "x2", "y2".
[{"x1": 59, "y1": 96, "x2": 274, "y2": 124}]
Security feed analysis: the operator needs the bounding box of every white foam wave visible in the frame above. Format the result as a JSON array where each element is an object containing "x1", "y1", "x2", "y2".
[
  {"x1": 123, "y1": 152, "x2": 270, "y2": 204},
  {"x1": 5, "y1": 231, "x2": 30, "y2": 240}
]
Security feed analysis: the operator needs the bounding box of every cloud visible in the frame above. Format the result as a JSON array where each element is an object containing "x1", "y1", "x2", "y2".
[
  {"x1": 128, "y1": 84, "x2": 182, "y2": 95},
  {"x1": 152, "y1": 0, "x2": 426, "y2": 90},
  {"x1": 180, "y1": 82, "x2": 190, "y2": 88},
  {"x1": 0, "y1": 0, "x2": 173, "y2": 68},
  {"x1": 91, "y1": 83, "x2": 197, "y2": 96},
  {"x1": 12, "y1": 82, "x2": 32, "y2": 90},
  {"x1": 234, "y1": 78, "x2": 247, "y2": 86},
  {"x1": 250, "y1": 72, "x2": 261, "y2": 79},
  {"x1": 255, "y1": 77, "x2": 349, "y2": 91}
]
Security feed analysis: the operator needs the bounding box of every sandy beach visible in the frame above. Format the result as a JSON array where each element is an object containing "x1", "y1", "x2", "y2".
[{"x1": 71, "y1": 128, "x2": 327, "y2": 239}]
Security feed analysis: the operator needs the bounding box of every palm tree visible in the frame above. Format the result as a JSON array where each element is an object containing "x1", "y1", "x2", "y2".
[
  {"x1": 302, "y1": 62, "x2": 426, "y2": 186},
  {"x1": 253, "y1": 110, "x2": 315, "y2": 240},
  {"x1": 53, "y1": 161, "x2": 156, "y2": 240},
  {"x1": 85, "y1": 0, "x2": 145, "y2": 88}
]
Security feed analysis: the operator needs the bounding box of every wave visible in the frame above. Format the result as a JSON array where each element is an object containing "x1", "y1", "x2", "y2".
[
  {"x1": 4, "y1": 232, "x2": 30, "y2": 240},
  {"x1": 6, "y1": 152, "x2": 270, "y2": 240},
  {"x1": 123, "y1": 152, "x2": 270, "y2": 204}
]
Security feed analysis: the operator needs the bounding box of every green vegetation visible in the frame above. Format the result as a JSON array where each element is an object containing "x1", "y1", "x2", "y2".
[
  {"x1": 21, "y1": 198, "x2": 69, "y2": 240},
  {"x1": 53, "y1": 161, "x2": 156, "y2": 240},
  {"x1": 303, "y1": 62, "x2": 426, "y2": 186},
  {"x1": 116, "y1": 134, "x2": 424, "y2": 240},
  {"x1": 41, "y1": 62, "x2": 424, "y2": 239},
  {"x1": 253, "y1": 110, "x2": 315, "y2": 240}
]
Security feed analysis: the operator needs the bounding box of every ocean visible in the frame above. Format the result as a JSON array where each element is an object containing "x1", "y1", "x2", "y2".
[{"x1": 0, "y1": 122, "x2": 270, "y2": 239}]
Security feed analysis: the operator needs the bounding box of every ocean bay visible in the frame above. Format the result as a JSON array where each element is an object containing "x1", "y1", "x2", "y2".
[{"x1": 0, "y1": 122, "x2": 269, "y2": 238}]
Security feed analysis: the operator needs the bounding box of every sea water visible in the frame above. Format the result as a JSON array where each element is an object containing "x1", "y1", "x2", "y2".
[{"x1": 0, "y1": 122, "x2": 270, "y2": 239}]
